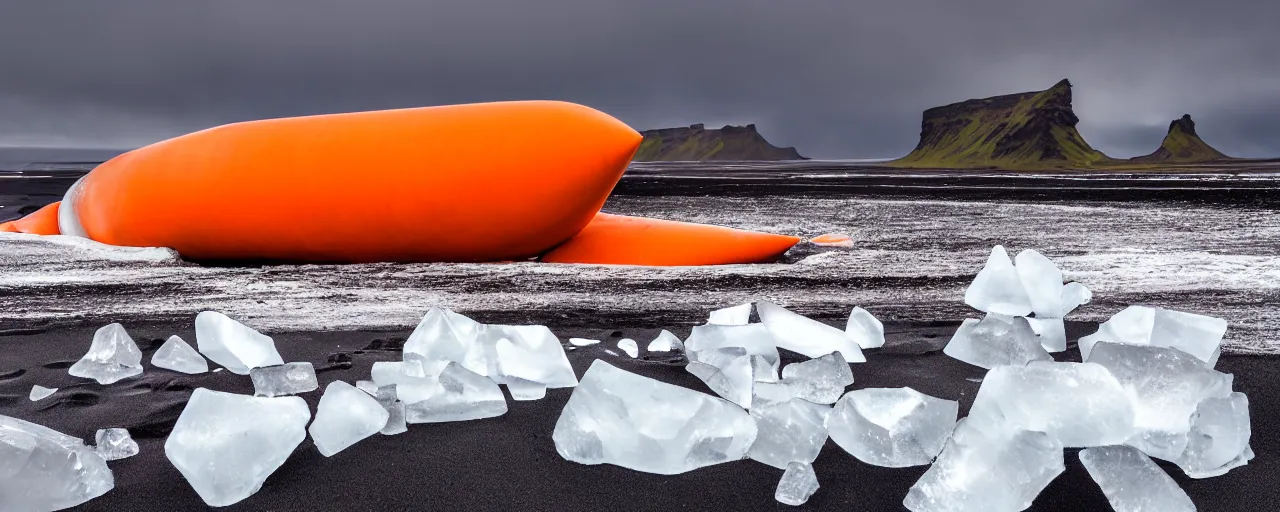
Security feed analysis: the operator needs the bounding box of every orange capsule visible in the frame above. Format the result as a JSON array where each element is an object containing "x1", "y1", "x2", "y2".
[{"x1": 540, "y1": 212, "x2": 800, "y2": 266}]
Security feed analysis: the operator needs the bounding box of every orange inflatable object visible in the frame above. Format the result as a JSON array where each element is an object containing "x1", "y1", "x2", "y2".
[
  {"x1": 540, "y1": 212, "x2": 800, "y2": 266},
  {"x1": 66, "y1": 101, "x2": 641, "y2": 262},
  {"x1": 3, "y1": 202, "x2": 61, "y2": 235}
]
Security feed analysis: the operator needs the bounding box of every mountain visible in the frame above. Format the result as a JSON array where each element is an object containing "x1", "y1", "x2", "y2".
[
  {"x1": 633, "y1": 124, "x2": 805, "y2": 161},
  {"x1": 1129, "y1": 114, "x2": 1230, "y2": 163},
  {"x1": 890, "y1": 79, "x2": 1114, "y2": 169}
]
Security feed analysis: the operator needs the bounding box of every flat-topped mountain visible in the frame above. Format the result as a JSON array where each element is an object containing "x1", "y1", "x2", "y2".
[
  {"x1": 1129, "y1": 114, "x2": 1231, "y2": 163},
  {"x1": 633, "y1": 124, "x2": 805, "y2": 162},
  {"x1": 891, "y1": 79, "x2": 1114, "y2": 170}
]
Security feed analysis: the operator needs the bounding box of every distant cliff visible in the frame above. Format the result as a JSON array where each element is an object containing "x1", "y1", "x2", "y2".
[
  {"x1": 891, "y1": 79, "x2": 1114, "y2": 169},
  {"x1": 1129, "y1": 114, "x2": 1230, "y2": 163},
  {"x1": 634, "y1": 124, "x2": 806, "y2": 161}
]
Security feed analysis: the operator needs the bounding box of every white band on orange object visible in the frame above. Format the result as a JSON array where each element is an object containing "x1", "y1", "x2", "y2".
[{"x1": 58, "y1": 175, "x2": 87, "y2": 238}]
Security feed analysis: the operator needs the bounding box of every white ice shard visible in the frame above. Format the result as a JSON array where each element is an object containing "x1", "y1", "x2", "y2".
[
  {"x1": 373, "y1": 386, "x2": 408, "y2": 435},
  {"x1": 617, "y1": 338, "x2": 639, "y2": 358},
  {"x1": 309, "y1": 381, "x2": 390, "y2": 457},
  {"x1": 68, "y1": 323, "x2": 144, "y2": 385},
  {"x1": 488, "y1": 325, "x2": 578, "y2": 388},
  {"x1": 686, "y1": 348, "x2": 757, "y2": 409},
  {"x1": 94, "y1": 428, "x2": 139, "y2": 461},
  {"x1": 356, "y1": 380, "x2": 379, "y2": 396},
  {"x1": 29, "y1": 384, "x2": 56, "y2": 401},
  {"x1": 568, "y1": 337, "x2": 600, "y2": 346},
  {"x1": 0, "y1": 414, "x2": 113, "y2": 510},
  {"x1": 1025, "y1": 317, "x2": 1067, "y2": 353},
  {"x1": 371, "y1": 360, "x2": 425, "y2": 387},
  {"x1": 402, "y1": 306, "x2": 485, "y2": 364},
  {"x1": 684, "y1": 323, "x2": 781, "y2": 380},
  {"x1": 904, "y1": 418, "x2": 1065, "y2": 512},
  {"x1": 646, "y1": 330, "x2": 683, "y2": 352},
  {"x1": 1176, "y1": 392, "x2": 1252, "y2": 478},
  {"x1": 150, "y1": 335, "x2": 209, "y2": 374},
  {"x1": 1086, "y1": 342, "x2": 1233, "y2": 461},
  {"x1": 967, "y1": 362, "x2": 1135, "y2": 448},
  {"x1": 828, "y1": 387, "x2": 958, "y2": 467},
  {"x1": 505, "y1": 377, "x2": 548, "y2": 401},
  {"x1": 943, "y1": 314, "x2": 1051, "y2": 369},
  {"x1": 1061, "y1": 282, "x2": 1093, "y2": 316},
  {"x1": 757, "y1": 300, "x2": 866, "y2": 362},
  {"x1": 553, "y1": 360, "x2": 758, "y2": 475},
  {"x1": 964, "y1": 245, "x2": 1032, "y2": 317},
  {"x1": 1079, "y1": 305, "x2": 1226, "y2": 365},
  {"x1": 1014, "y1": 249, "x2": 1065, "y2": 318},
  {"x1": 845, "y1": 307, "x2": 885, "y2": 349},
  {"x1": 775, "y1": 461, "x2": 820, "y2": 507},
  {"x1": 1080, "y1": 445, "x2": 1195, "y2": 512},
  {"x1": 755, "y1": 352, "x2": 854, "y2": 406},
  {"x1": 748, "y1": 398, "x2": 831, "y2": 469},
  {"x1": 195, "y1": 311, "x2": 284, "y2": 375},
  {"x1": 164, "y1": 388, "x2": 310, "y2": 507},
  {"x1": 250, "y1": 362, "x2": 319, "y2": 397},
  {"x1": 708, "y1": 303, "x2": 752, "y2": 325},
  {"x1": 403, "y1": 362, "x2": 508, "y2": 423}
]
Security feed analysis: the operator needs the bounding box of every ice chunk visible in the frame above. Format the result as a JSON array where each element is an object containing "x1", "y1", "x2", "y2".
[
  {"x1": 68, "y1": 323, "x2": 144, "y2": 384},
  {"x1": 1079, "y1": 306, "x2": 1225, "y2": 365},
  {"x1": 356, "y1": 380, "x2": 379, "y2": 395},
  {"x1": 617, "y1": 338, "x2": 639, "y2": 358},
  {"x1": 504, "y1": 376, "x2": 548, "y2": 401},
  {"x1": 967, "y1": 362, "x2": 1135, "y2": 447},
  {"x1": 775, "y1": 461, "x2": 820, "y2": 506},
  {"x1": 373, "y1": 386, "x2": 408, "y2": 436},
  {"x1": 94, "y1": 428, "x2": 139, "y2": 461},
  {"x1": 553, "y1": 360, "x2": 757, "y2": 475},
  {"x1": 761, "y1": 352, "x2": 854, "y2": 405},
  {"x1": 828, "y1": 387, "x2": 958, "y2": 467},
  {"x1": 943, "y1": 314, "x2": 1051, "y2": 369},
  {"x1": 963, "y1": 245, "x2": 1032, "y2": 316},
  {"x1": 250, "y1": 362, "x2": 319, "y2": 397},
  {"x1": 904, "y1": 418, "x2": 1064, "y2": 512},
  {"x1": 757, "y1": 300, "x2": 866, "y2": 362},
  {"x1": 1080, "y1": 445, "x2": 1195, "y2": 512},
  {"x1": 195, "y1": 311, "x2": 284, "y2": 375},
  {"x1": 569, "y1": 337, "x2": 600, "y2": 346},
  {"x1": 748, "y1": 398, "x2": 831, "y2": 469},
  {"x1": 403, "y1": 362, "x2": 508, "y2": 423},
  {"x1": 684, "y1": 323, "x2": 781, "y2": 379},
  {"x1": 0, "y1": 414, "x2": 113, "y2": 510},
  {"x1": 845, "y1": 307, "x2": 885, "y2": 349},
  {"x1": 28, "y1": 384, "x2": 56, "y2": 401},
  {"x1": 1177, "y1": 392, "x2": 1252, "y2": 478},
  {"x1": 647, "y1": 330, "x2": 683, "y2": 352},
  {"x1": 164, "y1": 388, "x2": 310, "y2": 507},
  {"x1": 708, "y1": 303, "x2": 752, "y2": 325},
  {"x1": 1061, "y1": 282, "x2": 1092, "y2": 316},
  {"x1": 1014, "y1": 249, "x2": 1064, "y2": 318},
  {"x1": 150, "y1": 335, "x2": 209, "y2": 374},
  {"x1": 686, "y1": 348, "x2": 756, "y2": 408},
  {"x1": 309, "y1": 381, "x2": 390, "y2": 457},
  {"x1": 488, "y1": 325, "x2": 578, "y2": 388},
  {"x1": 371, "y1": 360, "x2": 425, "y2": 387},
  {"x1": 1025, "y1": 317, "x2": 1067, "y2": 353},
  {"x1": 402, "y1": 306, "x2": 485, "y2": 365},
  {"x1": 1086, "y1": 342, "x2": 1233, "y2": 460}
]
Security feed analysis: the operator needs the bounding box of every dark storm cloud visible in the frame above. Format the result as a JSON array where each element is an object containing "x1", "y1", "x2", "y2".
[{"x1": 1, "y1": 0, "x2": 1277, "y2": 158}]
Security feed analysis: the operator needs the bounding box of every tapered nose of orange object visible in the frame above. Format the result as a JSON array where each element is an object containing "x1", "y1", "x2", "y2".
[
  {"x1": 539, "y1": 212, "x2": 800, "y2": 266},
  {"x1": 2, "y1": 202, "x2": 61, "y2": 235}
]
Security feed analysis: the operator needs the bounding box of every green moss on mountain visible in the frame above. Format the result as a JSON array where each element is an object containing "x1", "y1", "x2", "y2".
[
  {"x1": 634, "y1": 124, "x2": 806, "y2": 161},
  {"x1": 890, "y1": 79, "x2": 1115, "y2": 170},
  {"x1": 1129, "y1": 114, "x2": 1230, "y2": 163}
]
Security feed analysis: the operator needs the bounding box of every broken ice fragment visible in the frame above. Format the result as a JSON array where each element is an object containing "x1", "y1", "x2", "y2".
[
  {"x1": 371, "y1": 360, "x2": 425, "y2": 387},
  {"x1": 904, "y1": 418, "x2": 1064, "y2": 512},
  {"x1": 1177, "y1": 392, "x2": 1252, "y2": 478},
  {"x1": 488, "y1": 325, "x2": 579, "y2": 388},
  {"x1": 757, "y1": 300, "x2": 866, "y2": 362},
  {"x1": 1025, "y1": 317, "x2": 1067, "y2": 353},
  {"x1": 402, "y1": 306, "x2": 485, "y2": 365},
  {"x1": 775, "y1": 461, "x2": 820, "y2": 506},
  {"x1": 151, "y1": 335, "x2": 209, "y2": 374},
  {"x1": 774, "y1": 351, "x2": 854, "y2": 405},
  {"x1": 1086, "y1": 342, "x2": 1233, "y2": 461},
  {"x1": 505, "y1": 377, "x2": 548, "y2": 401},
  {"x1": 164, "y1": 388, "x2": 310, "y2": 507},
  {"x1": 646, "y1": 330, "x2": 683, "y2": 352},
  {"x1": 748, "y1": 398, "x2": 831, "y2": 469},
  {"x1": 967, "y1": 362, "x2": 1135, "y2": 447},
  {"x1": 845, "y1": 307, "x2": 885, "y2": 349},
  {"x1": 1014, "y1": 249, "x2": 1064, "y2": 318},
  {"x1": 94, "y1": 428, "x2": 139, "y2": 461},
  {"x1": 356, "y1": 380, "x2": 379, "y2": 395},
  {"x1": 1060, "y1": 282, "x2": 1092, "y2": 316},
  {"x1": 553, "y1": 360, "x2": 757, "y2": 475},
  {"x1": 309, "y1": 381, "x2": 390, "y2": 457},
  {"x1": 1, "y1": 415, "x2": 113, "y2": 510},
  {"x1": 1079, "y1": 305, "x2": 1226, "y2": 365},
  {"x1": 29, "y1": 385, "x2": 56, "y2": 401},
  {"x1": 1080, "y1": 445, "x2": 1195, "y2": 512},
  {"x1": 617, "y1": 338, "x2": 639, "y2": 358},
  {"x1": 943, "y1": 314, "x2": 1051, "y2": 369},
  {"x1": 195, "y1": 311, "x2": 284, "y2": 375},
  {"x1": 684, "y1": 323, "x2": 781, "y2": 379},
  {"x1": 828, "y1": 387, "x2": 958, "y2": 467},
  {"x1": 964, "y1": 245, "x2": 1032, "y2": 316},
  {"x1": 403, "y1": 362, "x2": 508, "y2": 423},
  {"x1": 68, "y1": 323, "x2": 144, "y2": 385},
  {"x1": 569, "y1": 337, "x2": 600, "y2": 346},
  {"x1": 374, "y1": 386, "x2": 408, "y2": 436},
  {"x1": 686, "y1": 348, "x2": 755, "y2": 409},
  {"x1": 708, "y1": 303, "x2": 752, "y2": 325},
  {"x1": 250, "y1": 362, "x2": 319, "y2": 397}
]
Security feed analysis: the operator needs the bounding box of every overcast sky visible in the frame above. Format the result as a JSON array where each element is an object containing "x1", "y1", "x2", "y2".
[{"x1": 1, "y1": 0, "x2": 1277, "y2": 159}]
